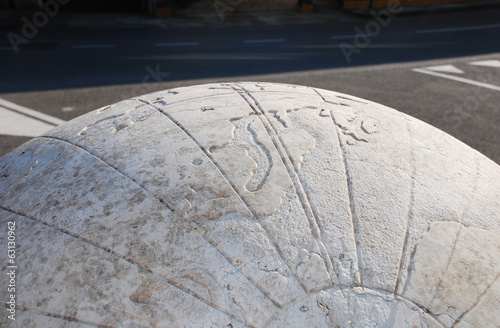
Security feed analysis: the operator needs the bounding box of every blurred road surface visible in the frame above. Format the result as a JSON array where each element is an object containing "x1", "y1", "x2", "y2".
[{"x1": 1, "y1": 4, "x2": 499, "y2": 162}]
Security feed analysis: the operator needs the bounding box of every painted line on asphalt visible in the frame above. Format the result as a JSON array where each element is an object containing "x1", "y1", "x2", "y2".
[
  {"x1": 0, "y1": 98, "x2": 66, "y2": 126},
  {"x1": 155, "y1": 42, "x2": 200, "y2": 47},
  {"x1": 415, "y1": 23, "x2": 500, "y2": 34},
  {"x1": 0, "y1": 98, "x2": 66, "y2": 137},
  {"x1": 469, "y1": 60, "x2": 500, "y2": 68},
  {"x1": 331, "y1": 35, "x2": 356, "y2": 40},
  {"x1": 244, "y1": 38, "x2": 286, "y2": 44},
  {"x1": 72, "y1": 44, "x2": 117, "y2": 49},
  {"x1": 422, "y1": 64, "x2": 464, "y2": 74},
  {"x1": 412, "y1": 68, "x2": 500, "y2": 91},
  {"x1": 0, "y1": 107, "x2": 58, "y2": 137}
]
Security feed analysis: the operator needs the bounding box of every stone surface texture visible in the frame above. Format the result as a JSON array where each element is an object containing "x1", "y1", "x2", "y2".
[{"x1": 0, "y1": 82, "x2": 499, "y2": 327}]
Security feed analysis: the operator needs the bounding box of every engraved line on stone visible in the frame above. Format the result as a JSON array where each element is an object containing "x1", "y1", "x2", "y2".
[
  {"x1": 146, "y1": 97, "x2": 309, "y2": 300},
  {"x1": 234, "y1": 84, "x2": 322, "y2": 239},
  {"x1": 34, "y1": 136, "x2": 274, "y2": 320},
  {"x1": 335, "y1": 95, "x2": 368, "y2": 104},
  {"x1": 0, "y1": 205, "x2": 155, "y2": 270},
  {"x1": 0, "y1": 143, "x2": 65, "y2": 200},
  {"x1": 392, "y1": 296, "x2": 444, "y2": 327},
  {"x1": 0, "y1": 205, "x2": 247, "y2": 325},
  {"x1": 238, "y1": 90, "x2": 317, "y2": 97},
  {"x1": 427, "y1": 223, "x2": 462, "y2": 311},
  {"x1": 185, "y1": 184, "x2": 230, "y2": 208},
  {"x1": 395, "y1": 116, "x2": 416, "y2": 295},
  {"x1": 0, "y1": 304, "x2": 112, "y2": 328},
  {"x1": 268, "y1": 109, "x2": 289, "y2": 128},
  {"x1": 0, "y1": 211, "x2": 232, "y2": 322},
  {"x1": 458, "y1": 152, "x2": 479, "y2": 225},
  {"x1": 127, "y1": 299, "x2": 174, "y2": 319},
  {"x1": 312, "y1": 87, "x2": 361, "y2": 286},
  {"x1": 209, "y1": 117, "x2": 273, "y2": 193},
  {"x1": 307, "y1": 86, "x2": 341, "y2": 107},
  {"x1": 452, "y1": 274, "x2": 499, "y2": 327},
  {"x1": 103, "y1": 304, "x2": 174, "y2": 328},
  {"x1": 245, "y1": 122, "x2": 273, "y2": 192},
  {"x1": 425, "y1": 220, "x2": 500, "y2": 233},
  {"x1": 263, "y1": 284, "x2": 444, "y2": 326},
  {"x1": 233, "y1": 83, "x2": 336, "y2": 287},
  {"x1": 141, "y1": 100, "x2": 302, "y2": 306},
  {"x1": 328, "y1": 109, "x2": 363, "y2": 286},
  {"x1": 428, "y1": 153, "x2": 479, "y2": 309},
  {"x1": 78, "y1": 105, "x2": 156, "y2": 136},
  {"x1": 362, "y1": 286, "x2": 442, "y2": 318},
  {"x1": 228, "y1": 84, "x2": 331, "y2": 288},
  {"x1": 181, "y1": 269, "x2": 225, "y2": 304},
  {"x1": 137, "y1": 90, "x2": 235, "y2": 108},
  {"x1": 37, "y1": 135, "x2": 276, "y2": 318}
]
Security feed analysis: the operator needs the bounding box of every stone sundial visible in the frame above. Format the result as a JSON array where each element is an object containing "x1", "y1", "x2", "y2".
[{"x1": 0, "y1": 83, "x2": 498, "y2": 327}]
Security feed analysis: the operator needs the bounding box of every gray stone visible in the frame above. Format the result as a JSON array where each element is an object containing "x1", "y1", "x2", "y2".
[{"x1": 0, "y1": 82, "x2": 498, "y2": 327}]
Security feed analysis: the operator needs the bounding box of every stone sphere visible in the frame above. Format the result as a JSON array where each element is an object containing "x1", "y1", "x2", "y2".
[{"x1": 1, "y1": 83, "x2": 499, "y2": 327}]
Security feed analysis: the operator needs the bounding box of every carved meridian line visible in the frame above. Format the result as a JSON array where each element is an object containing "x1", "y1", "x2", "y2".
[
  {"x1": 31, "y1": 136, "x2": 254, "y2": 323},
  {"x1": 78, "y1": 105, "x2": 156, "y2": 136},
  {"x1": 262, "y1": 284, "x2": 445, "y2": 328},
  {"x1": 312, "y1": 88, "x2": 363, "y2": 285},
  {"x1": 0, "y1": 145, "x2": 64, "y2": 199},
  {"x1": 103, "y1": 304, "x2": 165, "y2": 328},
  {"x1": 428, "y1": 153, "x2": 479, "y2": 310},
  {"x1": 327, "y1": 109, "x2": 364, "y2": 286},
  {"x1": 141, "y1": 100, "x2": 303, "y2": 306},
  {"x1": 0, "y1": 304, "x2": 113, "y2": 328},
  {"x1": 232, "y1": 84, "x2": 336, "y2": 288},
  {"x1": 395, "y1": 116, "x2": 416, "y2": 295},
  {"x1": 452, "y1": 274, "x2": 500, "y2": 327},
  {"x1": 0, "y1": 205, "x2": 150, "y2": 271},
  {"x1": 231, "y1": 85, "x2": 322, "y2": 238},
  {"x1": 0, "y1": 205, "x2": 245, "y2": 326},
  {"x1": 138, "y1": 91, "x2": 234, "y2": 109},
  {"x1": 312, "y1": 86, "x2": 363, "y2": 287}
]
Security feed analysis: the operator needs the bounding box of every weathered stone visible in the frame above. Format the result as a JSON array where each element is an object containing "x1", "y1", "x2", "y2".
[{"x1": 0, "y1": 82, "x2": 498, "y2": 327}]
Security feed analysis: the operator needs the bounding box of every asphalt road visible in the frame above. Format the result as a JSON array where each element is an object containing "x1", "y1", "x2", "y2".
[{"x1": 1, "y1": 4, "x2": 499, "y2": 163}]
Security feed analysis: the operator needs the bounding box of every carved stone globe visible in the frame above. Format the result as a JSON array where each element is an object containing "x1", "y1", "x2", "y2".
[{"x1": 1, "y1": 83, "x2": 499, "y2": 327}]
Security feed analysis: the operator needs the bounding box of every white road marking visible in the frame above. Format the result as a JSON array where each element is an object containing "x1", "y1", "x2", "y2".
[
  {"x1": 469, "y1": 60, "x2": 500, "y2": 68},
  {"x1": 415, "y1": 23, "x2": 500, "y2": 34},
  {"x1": 412, "y1": 68, "x2": 500, "y2": 91},
  {"x1": 0, "y1": 99, "x2": 65, "y2": 137},
  {"x1": 244, "y1": 38, "x2": 286, "y2": 44},
  {"x1": 0, "y1": 108, "x2": 56, "y2": 137},
  {"x1": 155, "y1": 42, "x2": 200, "y2": 47},
  {"x1": 72, "y1": 44, "x2": 116, "y2": 49},
  {"x1": 422, "y1": 64, "x2": 464, "y2": 74},
  {"x1": 0, "y1": 98, "x2": 65, "y2": 126},
  {"x1": 331, "y1": 35, "x2": 356, "y2": 40}
]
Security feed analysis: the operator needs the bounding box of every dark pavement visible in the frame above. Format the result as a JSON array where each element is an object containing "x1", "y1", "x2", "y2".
[{"x1": 1, "y1": 4, "x2": 499, "y2": 162}]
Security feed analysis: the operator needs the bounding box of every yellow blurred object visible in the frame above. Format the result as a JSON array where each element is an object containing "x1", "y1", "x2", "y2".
[
  {"x1": 342, "y1": 0, "x2": 370, "y2": 8},
  {"x1": 156, "y1": 7, "x2": 171, "y2": 17},
  {"x1": 344, "y1": 0, "x2": 487, "y2": 9},
  {"x1": 299, "y1": 3, "x2": 314, "y2": 12}
]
